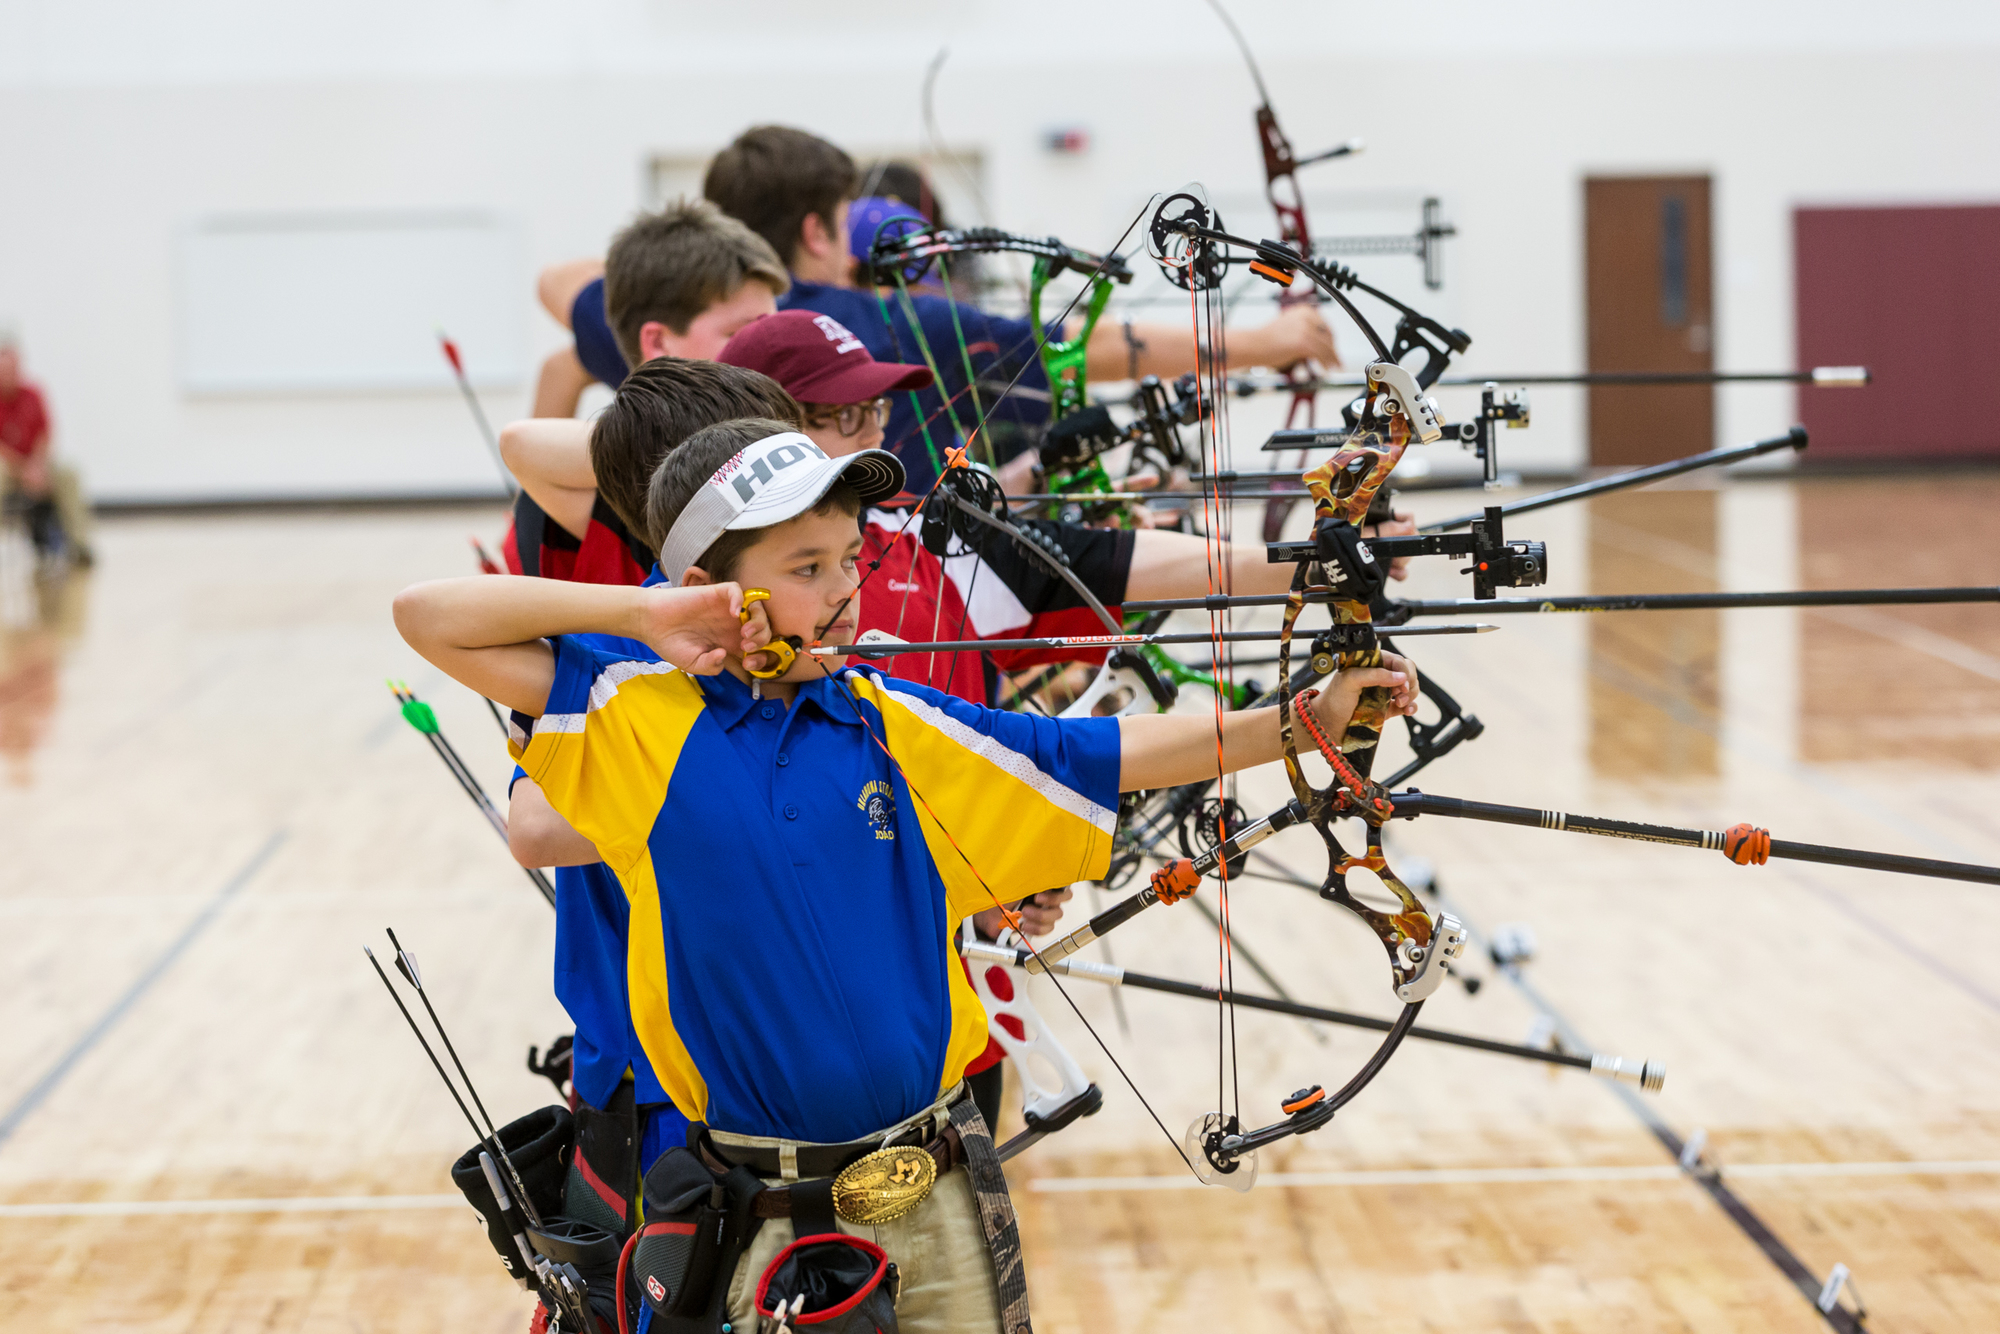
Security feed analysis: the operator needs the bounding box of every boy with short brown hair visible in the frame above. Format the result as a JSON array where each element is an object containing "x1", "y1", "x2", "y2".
[
  {"x1": 603, "y1": 199, "x2": 791, "y2": 371},
  {"x1": 395, "y1": 422, "x2": 1414, "y2": 1334}
]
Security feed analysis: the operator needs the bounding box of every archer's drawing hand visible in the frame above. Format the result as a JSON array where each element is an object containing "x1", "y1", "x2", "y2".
[
  {"x1": 736, "y1": 594, "x2": 795, "y2": 675},
  {"x1": 1311, "y1": 651, "x2": 1419, "y2": 733},
  {"x1": 633, "y1": 584, "x2": 760, "y2": 675},
  {"x1": 1362, "y1": 510, "x2": 1418, "y2": 580}
]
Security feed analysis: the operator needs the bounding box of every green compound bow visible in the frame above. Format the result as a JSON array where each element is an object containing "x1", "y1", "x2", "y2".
[{"x1": 866, "y1": 223, "x2": 1207, "y2": 519}]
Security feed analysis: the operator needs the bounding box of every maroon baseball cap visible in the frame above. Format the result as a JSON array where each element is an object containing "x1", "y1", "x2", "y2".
[{"x1": 718, "y1": 309, "x2": 933, "y2": 405}]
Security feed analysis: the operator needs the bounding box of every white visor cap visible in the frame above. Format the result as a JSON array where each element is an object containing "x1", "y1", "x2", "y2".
[{"x1": 657, "y1": 432, "x2": 906, "y2": 587}]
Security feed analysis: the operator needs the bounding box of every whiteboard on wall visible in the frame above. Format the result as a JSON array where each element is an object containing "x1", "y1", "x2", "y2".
[{"x1": 176, "y1": 211, "x2": 525, "y2": 394}]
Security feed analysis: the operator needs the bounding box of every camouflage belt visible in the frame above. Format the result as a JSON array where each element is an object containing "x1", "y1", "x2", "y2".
[{"x1": 948, "y1": 1096, "x2": 1032, "y2": 1334}]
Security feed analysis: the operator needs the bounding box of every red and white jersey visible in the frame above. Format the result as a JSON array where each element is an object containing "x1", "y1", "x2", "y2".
[{"x1": 854, "y1": 508, "x2": 1136, "y2": 705}]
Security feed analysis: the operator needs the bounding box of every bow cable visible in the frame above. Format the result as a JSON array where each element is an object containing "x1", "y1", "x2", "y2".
[{"x1": 794, "y1": 202, "x2": 1210, "y2": 1176}]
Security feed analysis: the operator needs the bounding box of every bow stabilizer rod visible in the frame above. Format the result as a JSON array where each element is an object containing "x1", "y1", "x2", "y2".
[
  {"x1": 964, "y1": 941, "x2": 1663, "y2": 1089},
  {"x1": 1228, "y1": 366, "x2": 1869, "y2": 394},
  {"x1": 1437, "y1": 366, "x2": 1869, "y2": 387},
  {"x1": 1389, "y1": 791, "x2": 2000, "y2": 885},
  {"x1": 1129, "y1": 585, "x2": 1999, "y2": 618},
  {"x1": 1424, "y1": 426, "x2": 1808, "y2": 533},
  {"x1": 1025, "y1": 800, "x2": 1314, "y2": 973}
]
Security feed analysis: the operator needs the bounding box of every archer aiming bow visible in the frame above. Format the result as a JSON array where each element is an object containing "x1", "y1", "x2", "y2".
[{"x1": 989, "y1": 188, "x2": 2000, "y2": 1185}]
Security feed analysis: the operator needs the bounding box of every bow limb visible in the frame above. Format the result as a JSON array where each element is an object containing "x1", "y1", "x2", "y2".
[
  {"x1": 1303, "y1": 417, "x2": 1409, "y2": 792},
  {"x1": 1289, "y1": 415, "x2": 1462, "y2": 994}
]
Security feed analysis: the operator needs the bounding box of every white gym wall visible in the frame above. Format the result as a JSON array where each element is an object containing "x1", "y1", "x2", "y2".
[{"x1": 2, "y1": 0, "x2": 1996, "y2": 503}]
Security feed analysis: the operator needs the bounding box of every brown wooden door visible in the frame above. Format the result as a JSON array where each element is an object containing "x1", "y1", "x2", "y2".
[{"x1": 1585, "y1": 176, "x2": 1713, "y2": 466}]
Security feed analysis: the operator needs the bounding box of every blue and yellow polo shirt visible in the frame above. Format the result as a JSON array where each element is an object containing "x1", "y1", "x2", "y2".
[{"x1": 509, "y1": 636, "x2": 1120, "y2": 1144}]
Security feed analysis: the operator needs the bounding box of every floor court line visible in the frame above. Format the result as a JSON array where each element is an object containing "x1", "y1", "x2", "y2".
[
  {"x1": 0, "y1": 830, "x2": 289, "y2": 1152},
  {"x1": 1030, "y1": 1160, "x2": 2000, "y2": 1192},
  {"x1": 0, "y1": 1194, "x2": 465, "y2": 1218},
  {"x1": 9, "y1": 1160, "x2": 1995, "y2": 1216}
]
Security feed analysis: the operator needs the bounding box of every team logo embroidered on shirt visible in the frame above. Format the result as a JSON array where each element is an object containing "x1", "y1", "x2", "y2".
[{"x1": 857, "y1": 780, "x2": 896, "y2": 840}]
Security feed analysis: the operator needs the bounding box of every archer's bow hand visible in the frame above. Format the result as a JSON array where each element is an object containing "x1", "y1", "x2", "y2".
[
  {"x1": 1361, "y1": 511, "x2": 1418, "y2": 581},
  {"x1": 633, "y1": 582, "x2": 759, "y2": 676},
  {"x1": 975, "y1": 887, "x2": 1072, "y2": 940},
  {"x1": 1311, "y1": 652, "x2": 1420, "y2": 731},
  {"x1": 1239, "y1": 303, "x2": 1340, "y2": 371}
]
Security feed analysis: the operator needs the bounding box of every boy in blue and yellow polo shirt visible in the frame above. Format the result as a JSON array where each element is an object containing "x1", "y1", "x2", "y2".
[{"x1": 393, "y1": 421, "x2": 1415, "y2": 1334}]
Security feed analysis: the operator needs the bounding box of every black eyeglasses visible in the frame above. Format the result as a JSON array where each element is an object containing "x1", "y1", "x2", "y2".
[{"x1": 804, "y1": 398, "x2": 891, "y2": 437}]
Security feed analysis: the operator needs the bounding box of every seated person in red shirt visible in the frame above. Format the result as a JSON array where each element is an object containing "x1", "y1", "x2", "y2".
[{"x1": 0, "y1": 338, "x2": 90, "y2": 566}]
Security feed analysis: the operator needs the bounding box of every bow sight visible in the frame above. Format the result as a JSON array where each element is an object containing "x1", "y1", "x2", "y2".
[
  {"x1": 1267, "y1": 382, "x2": 1531, "y2": 486},
  {"x1": 1269, "y1": 502, "x2": 1548, "y2": 603}
]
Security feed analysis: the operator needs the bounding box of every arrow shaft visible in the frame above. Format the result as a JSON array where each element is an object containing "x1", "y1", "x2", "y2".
[
  {"x1": 825, "y1": 624, "x2": 1488, "y2": 658},
  {"x1": 1391, "y1": 791, "x2": 2000, "y2": 885},
  {"x1": 437, "y1": 335, "x2": 516, "y2": 498},
  {"x1": 394, "y1": 688, "x2": 557, "y2": 907}
]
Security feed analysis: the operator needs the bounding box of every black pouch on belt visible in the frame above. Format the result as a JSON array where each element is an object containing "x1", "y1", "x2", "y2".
[
  {"x1": 754, "y1": 1234, "x2": 901, "y2": 1334},
  {"x1": 449, "y1": 1105, "x2": 573, "y2": 1283},
  {"x1": 566, "y1": 1081, "x2": 641, "y2": 1236},
  {"x1": 630, "y1": 1144, "x2": 767, "y2": 1326}
]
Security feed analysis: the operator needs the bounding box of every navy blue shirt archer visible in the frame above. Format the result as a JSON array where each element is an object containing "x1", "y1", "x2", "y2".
[
  {"x1": 510, "y1": 563, "x2": 688, "y2": 1152},
  {"x1": 780, "y1": 281, "x2": 1057, "y2": 492},
  {"x1": 568, "y1": 275, "x2": 1058, "y2": 493},
  {"x1": 571, "y1": 277, "x2": 631, "y2": 388}
]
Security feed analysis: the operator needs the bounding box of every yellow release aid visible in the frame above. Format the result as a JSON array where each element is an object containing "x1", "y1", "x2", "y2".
[{"x1": 738, "y1": 588, "x2": 798, "y2": 680}]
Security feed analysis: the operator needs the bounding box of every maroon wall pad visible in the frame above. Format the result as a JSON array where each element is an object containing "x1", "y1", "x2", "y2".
[{"x1": 1794, "y1": 204, "x2": 2000, "y2": 461}]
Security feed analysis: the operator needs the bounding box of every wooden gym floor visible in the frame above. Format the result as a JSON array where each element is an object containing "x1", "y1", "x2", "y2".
[{"x1": 1, "y1": 472, "x2": 1996, "y2": 1332}]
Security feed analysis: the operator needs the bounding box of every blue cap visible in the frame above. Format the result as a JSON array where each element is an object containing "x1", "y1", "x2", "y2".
[{"x1": 848, "y1": 196, "x2": 929, "y2": 265}]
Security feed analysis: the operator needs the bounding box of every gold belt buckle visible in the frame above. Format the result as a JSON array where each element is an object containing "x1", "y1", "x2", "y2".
[{"x1": 831, "y1": 1144, "x2": 937, "y2": 1225}]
